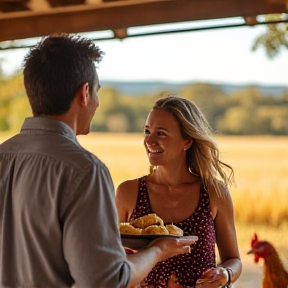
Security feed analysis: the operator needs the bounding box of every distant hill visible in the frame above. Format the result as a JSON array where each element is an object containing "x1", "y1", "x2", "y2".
[{"x1": 102, "y1": 81, "x2": 288, "y2": 97}]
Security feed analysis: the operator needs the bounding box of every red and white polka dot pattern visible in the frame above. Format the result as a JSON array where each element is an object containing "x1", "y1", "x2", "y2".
[{"x1": 129, "y1": 176, "x2": 216, "y2": 287}]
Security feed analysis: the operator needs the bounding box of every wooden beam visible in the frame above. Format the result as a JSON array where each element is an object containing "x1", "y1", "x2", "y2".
[
  {"x1": 27, "y1": 0, "x2": 51, "y2": 11},
  {"x1": 112, "y1": 28, "x2": 127, "y2": 39},
  {"x1": 0, "y1": 0, "x2": 287, "y2": 42}
]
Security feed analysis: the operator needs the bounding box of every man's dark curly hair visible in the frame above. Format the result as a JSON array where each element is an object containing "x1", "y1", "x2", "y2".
[{"x1": 23, "y1": 33, "x2": 104, "y2": 116}]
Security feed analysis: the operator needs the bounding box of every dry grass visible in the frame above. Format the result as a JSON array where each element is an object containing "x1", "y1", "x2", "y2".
[
  {"x1": 217, "y1": 136, "x2": 288, "y2": 227},
  {"x1": 77, "y1": 133, "x2": 288, "y2": 258},
  {"x1": 76, "y1": 134, "x2": 288, "y2": 226},
  {"x1": 1, "y1": 132, "x2": 288, "y2": 258}
]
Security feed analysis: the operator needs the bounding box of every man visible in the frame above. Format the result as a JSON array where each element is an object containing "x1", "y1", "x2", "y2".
[{"x1": 0, "y1": 34, "x2": 194, "y2": 288}]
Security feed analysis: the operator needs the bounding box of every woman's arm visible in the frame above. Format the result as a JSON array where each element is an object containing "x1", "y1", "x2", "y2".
[
  {"x1": 213, "y1": 186, "x2": 242, "y2": 284},
  {"x1": 196, "y1": 185, "x2": 242, "y2": 287}
]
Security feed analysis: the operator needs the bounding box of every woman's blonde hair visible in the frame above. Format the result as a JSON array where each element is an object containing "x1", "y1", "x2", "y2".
[{"x1": 152, "y1": 95, "x2": 234, "y2": 198}]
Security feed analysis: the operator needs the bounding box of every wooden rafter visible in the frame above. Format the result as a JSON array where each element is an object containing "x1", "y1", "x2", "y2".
[{"x1": 0, "y1": 0, "x2": 287, "y2": 42}]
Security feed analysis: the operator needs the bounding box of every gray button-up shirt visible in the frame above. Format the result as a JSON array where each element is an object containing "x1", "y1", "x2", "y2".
[{"x1": 0, "y1": 117, "x2": 130, "y2": 288}]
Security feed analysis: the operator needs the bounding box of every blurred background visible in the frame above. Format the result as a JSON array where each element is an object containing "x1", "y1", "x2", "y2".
[{"x1": 1, "y1": 1, "x2": 288, "y2": 286}]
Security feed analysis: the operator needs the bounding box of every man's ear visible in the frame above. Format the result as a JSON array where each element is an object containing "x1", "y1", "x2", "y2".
[{"x1": 78, "y1": 82, "x2": 89, "y2": 107}]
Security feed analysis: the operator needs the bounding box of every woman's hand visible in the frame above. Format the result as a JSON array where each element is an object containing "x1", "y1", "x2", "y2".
[
  {"x1": 196, "y1": 267, "x2": 229, "y2": 287},
  {"x1": 167, "y1": 272, "x2": 184, "y2": 288}
]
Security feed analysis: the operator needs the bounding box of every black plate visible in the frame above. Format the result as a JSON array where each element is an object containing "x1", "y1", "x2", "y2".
[{"x1": 121, "y1": 234, "x2": 198, "y2": 250}]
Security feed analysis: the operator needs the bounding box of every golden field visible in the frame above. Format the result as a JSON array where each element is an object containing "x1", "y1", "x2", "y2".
[
  {"x1": 77, "y1": 133, "x2": 288, "y2": 262},
  {"x1": 1, "y1": 133, "x2": 288, "y2": 261},
  {"x1": 76, "y1": 133, "x2": 288, "y2": 224}
]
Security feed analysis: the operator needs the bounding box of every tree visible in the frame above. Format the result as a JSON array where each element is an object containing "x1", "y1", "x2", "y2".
[
  {"x1": 252, "y1": 14, "x2": 288, "y2": 58},
  {"x1": 180, "y1": 83, "x2": 227, "y2": 129}
]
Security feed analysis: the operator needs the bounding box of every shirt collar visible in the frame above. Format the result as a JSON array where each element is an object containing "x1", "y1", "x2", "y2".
[{"x1": 21, "y1": 117, "x2": 77, "y2": 143}]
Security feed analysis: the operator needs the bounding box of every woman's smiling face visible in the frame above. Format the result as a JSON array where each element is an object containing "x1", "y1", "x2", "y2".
[{"x1": 143, "y1": 108, "x2": 189, "y2": 167}]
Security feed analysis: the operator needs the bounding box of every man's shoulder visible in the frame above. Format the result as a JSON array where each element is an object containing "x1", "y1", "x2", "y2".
[
  {"x1": 76, "y1": 146, "x2": 107, "y2": 170},
  {"x1": 44, "y1": 138, "x2": 108, "y2": 173},
  {"x1": 0, "y1": 133, "x2": 107, "y2": 173}
]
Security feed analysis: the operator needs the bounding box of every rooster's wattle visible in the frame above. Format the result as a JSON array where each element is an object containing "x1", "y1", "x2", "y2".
[{"x1": 248, "y1": 233, "x2": 288, "y2": 288}]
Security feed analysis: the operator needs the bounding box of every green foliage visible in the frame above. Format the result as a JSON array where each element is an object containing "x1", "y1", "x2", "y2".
[
  {"x1": 252, "y1": 14, "x2": 288, "y2": 58},
  {"x1": 0, "y1": 72, "x2": 31, "y2": 132},
  {"x1": 0, "y1": 73, "x2": 287, "y2": 135},
  {"x1": 217, "y1": 87, "x2": 288, "y2": 135},
  {"x1": 180, "y1": 83, "x2": 229, "y2": 129}
]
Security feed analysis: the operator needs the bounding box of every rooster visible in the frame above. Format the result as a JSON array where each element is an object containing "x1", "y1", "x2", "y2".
[{"x1": 248, "y1": 233, "x2": 288, "y2": 288}]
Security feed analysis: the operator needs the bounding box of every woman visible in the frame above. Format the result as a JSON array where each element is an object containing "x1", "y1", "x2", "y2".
[{"x1": 116, "y1": 96, "x2": 242, "y2": 288}]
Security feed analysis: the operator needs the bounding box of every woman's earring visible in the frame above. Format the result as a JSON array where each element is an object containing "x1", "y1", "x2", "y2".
[{"x1": 188, "y1": 166, "x2": 199, "y2": 176}]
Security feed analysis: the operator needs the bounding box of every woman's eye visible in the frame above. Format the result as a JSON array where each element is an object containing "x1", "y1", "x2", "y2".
[
  {"x1": 157, "y1": 131, "x2": 166, "y2": 136},
  {"x1": 143, "y1": 129, "x2": 150, "y2": 135}
]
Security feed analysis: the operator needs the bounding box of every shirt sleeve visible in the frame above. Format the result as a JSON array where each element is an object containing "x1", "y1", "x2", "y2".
[{"x1": 61, "y1": 162, "x2": 131, "y2": 288}]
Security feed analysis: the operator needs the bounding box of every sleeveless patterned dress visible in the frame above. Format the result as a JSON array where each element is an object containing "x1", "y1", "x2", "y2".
[{"x1": 129, "y1": 176, "x2": 216, "y2": 288}]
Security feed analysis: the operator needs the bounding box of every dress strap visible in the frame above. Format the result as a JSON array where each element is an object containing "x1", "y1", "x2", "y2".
[{"x1": 129, "y1": 175, "x2": 152, "y2": 221}]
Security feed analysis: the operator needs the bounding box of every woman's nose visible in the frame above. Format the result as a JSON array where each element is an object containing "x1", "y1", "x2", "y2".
[{"x1": 145, "y1": 134, "x2": 156, "y2": 146}]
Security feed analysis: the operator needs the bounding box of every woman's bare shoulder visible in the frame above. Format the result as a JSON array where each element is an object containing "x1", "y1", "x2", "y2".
[
  {"x1": 116, "y1": 178, "x2": 141, "y2": 222},
  {"x1": 116, "y1": 178, "x2": 139, "y2": 194},
  {"x1": 208, "y1": 179, "x2": 231, "y2": 199},
  {"x1": 208, "y1": 180, "x2": 232, "y2": 218},
  {"x1": 116, "y1": 178, "x2": 141, "y2": 205}
]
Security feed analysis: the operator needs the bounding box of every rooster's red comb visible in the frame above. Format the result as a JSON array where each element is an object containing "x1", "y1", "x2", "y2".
[{"x1": 251, "y1": 233, "x2": 259, "y2": 248}]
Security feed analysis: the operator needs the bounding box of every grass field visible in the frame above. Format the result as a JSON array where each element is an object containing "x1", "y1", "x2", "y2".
[
  {"x1": 1, "y1": 132, "x2": 288, "y2": 282},
  {"x1": 76, "y1": 133, "x2": 288, "y2": 259},
  {"x1": 76, "y1": 133, "x2": 288, "y2": 225}
]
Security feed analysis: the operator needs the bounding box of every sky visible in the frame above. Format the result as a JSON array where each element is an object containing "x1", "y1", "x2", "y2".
[{"x1": 0, "y1": 17, "x2": 287, "y2": 86}]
